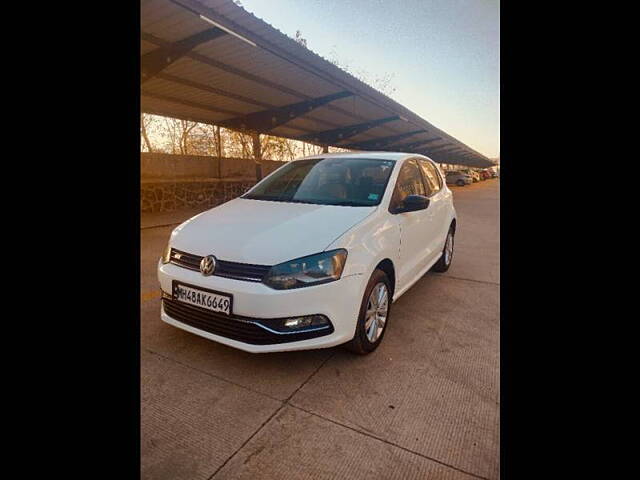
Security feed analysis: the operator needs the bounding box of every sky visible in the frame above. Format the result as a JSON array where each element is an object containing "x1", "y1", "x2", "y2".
[{"x1": 236, "y1": 0, "x2": 500, "y2": 158}]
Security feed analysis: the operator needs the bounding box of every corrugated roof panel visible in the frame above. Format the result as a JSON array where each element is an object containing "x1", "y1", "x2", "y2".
[
  {"x1": 202, "y1": 0, "x2": 252, "y2": 21},
  {"x1": 141, "y1": 0, "x2": 179, "y2": 25},
  {"x1": 339, "y1": 131, "x2": 431, "y2": 147},
  {"x1": 142, "y1": 75, "x2": 263, "y2": 116},
  {"x1": 140, "y1": 0, "x2": 493, "y2": 167},
  {"x1": 286, "y1": 111, "x2": 353, "y2": 129},
  {"x1": 194, "y1": 39, "x2": 340, "y2": 100},
  {"x1": 288, "y1": 104, "x2": 368, "y2": 130},
  {"x1": 143, "y1": 25, "x2": 405, "y2": 135},
  {"x1": 163, "y1": 57, "x2": 301, "y2": 105},
  {"x1": 144, "y1": 16, "x2": 210, "y2": 43},
  {"x1": 141, "y1": 1, "x2": 204, "y2": 40},
  {"x1": 266, "y1": 125, "x2": 311, "y2": 137},
  {"x1": 347, "y1": 96, "x2": 402, "y2": 124}
]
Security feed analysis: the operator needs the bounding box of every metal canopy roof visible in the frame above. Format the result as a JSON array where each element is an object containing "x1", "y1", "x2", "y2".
[{"x1": 141, "y1": 0, "x2": 494, "y2": 168}]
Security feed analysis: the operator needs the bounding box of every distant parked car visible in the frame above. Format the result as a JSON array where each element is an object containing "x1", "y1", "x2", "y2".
[
  {"x1": 459, "y1": 169, "x2": 473, "y2": 181},
  {"x1": 464, "y1": 170, "x2": 480, "y2": 182},
  {"x1": 446, "y1": 171, "x2": 473, "y2": 186},
  {"x1": 480, "y1": 170, "x2": 491, "y2": 180}
]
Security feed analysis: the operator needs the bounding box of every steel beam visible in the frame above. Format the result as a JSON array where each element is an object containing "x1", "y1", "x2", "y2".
[
  {"x1": 141, "y1": 28, "x2": 226, "y2": 83},
  {"x1": 297, "y1": 116, "x2": 400, "y2": 145},
  {"x1": 436, "y1": 153, "x2": 474, "y2": 162},
  {"x1": 141, "y1": 91, "x2": 241, "y2": 116},
  {"x1": 217, "y1": 91, "x2": 353, "y2": 132},
  {"x1": 140, "y1": 108, "x2": 223, "y2": 128},
  {"x1": 142, "y1": 92, "x2": 314, "y2": 135},
  {"x1": 428, "y1": 152, "x2": 470, "y2": 162},
  {"x1": 425, "y1": 144, "x2": 459, "y2": 153},
  {"x1": 391, "y1": 137, "x2": 443, "y2": 152},
  {"x1": 338, "y1": 130, "x2": 425, "y2": 150},
  {"x1": 156, "y1": 73, "x2": 273, "y2": 108},
  {"x1": 154, "y1": 72, "x2": 344, "y2": 131},
  {"x1": 430, "y1": 148, "x2": 465, "y2": 156},
  {"x1": 141, "y1": 105, "x2": 314, "y2": 137}
]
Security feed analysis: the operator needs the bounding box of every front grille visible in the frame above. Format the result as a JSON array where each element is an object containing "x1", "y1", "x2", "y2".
[
  {"x1": 162, "y1": 298, "x2": 333, "y2": 345},
  {"x1": 170, "y1": 248, "x2": 271, "y2": 282}
]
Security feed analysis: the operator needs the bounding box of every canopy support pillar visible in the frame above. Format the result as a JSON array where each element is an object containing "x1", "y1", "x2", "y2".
[{"x1": 252, "y1": 132, "x2": 263, "y2": 181}]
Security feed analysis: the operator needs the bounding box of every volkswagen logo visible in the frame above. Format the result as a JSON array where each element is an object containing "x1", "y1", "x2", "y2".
[{"x1": 200, "y1": 255, "x2": 216, "y2": 276}]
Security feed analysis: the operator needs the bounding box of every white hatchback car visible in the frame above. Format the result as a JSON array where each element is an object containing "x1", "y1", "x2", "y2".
[{"x1": 158, "y1": 152, "x2": 456, "y2": 354}]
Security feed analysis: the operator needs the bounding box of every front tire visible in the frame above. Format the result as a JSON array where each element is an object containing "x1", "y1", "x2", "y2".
[
  {"x1": 345, "y1": 269, "x2": 392, "y2": 355},
  {"x1": 432, "y1": 226, "x2": 455, "y2": 273},
  {"x1": 456, "y1": 179, "x2": 465, "y2": 186}
]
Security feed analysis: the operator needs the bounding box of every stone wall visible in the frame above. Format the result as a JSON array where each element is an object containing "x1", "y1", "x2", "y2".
[{"x1": 140, "y1": 152, "x2": 286, "y2": 213}]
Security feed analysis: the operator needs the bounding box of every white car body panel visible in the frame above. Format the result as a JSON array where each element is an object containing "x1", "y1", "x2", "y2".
[
  {"x1": 169, "y1": 197, "x2": 376, "y2": 265},
  {"x1": 157, "y1": 152, "x2": 456, "y2": 353}
]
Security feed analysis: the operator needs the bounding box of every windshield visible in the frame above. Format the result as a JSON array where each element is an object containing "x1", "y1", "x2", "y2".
[{"x1": 243, "y1": 157, "x2": 396, "y2": 206}]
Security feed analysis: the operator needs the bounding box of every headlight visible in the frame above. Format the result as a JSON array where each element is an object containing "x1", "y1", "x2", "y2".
[
  {"x1": 161, "y1": 244, "x2": 172, "y2": 264},
  {"x1": 263, "y1": 249, "x2": 348, "y2": 290}
]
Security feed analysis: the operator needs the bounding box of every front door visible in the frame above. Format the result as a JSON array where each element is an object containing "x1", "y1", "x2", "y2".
[
  {"x1": 389, "y1": 159, "x2": 438, "y2": 290},
  {"x1": 417, "y1": 159, "x2": 450, "y2": 261}
]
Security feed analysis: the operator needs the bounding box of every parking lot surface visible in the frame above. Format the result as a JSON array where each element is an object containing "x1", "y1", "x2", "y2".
[{"x1": 140, "y1": 179, "x2": 500, "y2": 480}]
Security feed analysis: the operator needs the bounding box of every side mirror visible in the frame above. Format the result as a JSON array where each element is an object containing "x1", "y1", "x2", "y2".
[{"x1": 400, "y1": 194, "x2": 430, "y2": 213}]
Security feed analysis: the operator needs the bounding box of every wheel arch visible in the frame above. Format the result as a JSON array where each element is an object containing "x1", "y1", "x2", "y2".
[{"x1": 375, "y1": 258, "x2": 396, "y2": 297}]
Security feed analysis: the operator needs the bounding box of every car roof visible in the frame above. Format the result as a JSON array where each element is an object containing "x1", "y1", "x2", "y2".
[{"x1": 291, "y1": 151, "x2": 431, "y2": 163}]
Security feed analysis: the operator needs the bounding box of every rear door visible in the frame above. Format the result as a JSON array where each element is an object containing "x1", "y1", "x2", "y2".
[
  {"x1": 389, "y1": 159, "x2": 438, "y2": 289},
  {"x1": 418, "y1": 159, "x2": 450, "y2": 257}
]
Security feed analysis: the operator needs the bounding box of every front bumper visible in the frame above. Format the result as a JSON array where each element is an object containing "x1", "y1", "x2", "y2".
[{"x1": 157, "y1": 260, "x2": 366, "y2": 353}]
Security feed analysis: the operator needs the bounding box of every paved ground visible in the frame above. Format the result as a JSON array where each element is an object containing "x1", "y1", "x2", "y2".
[{"x1": 140, "y1": 179, "x2": 500, "y2": 480}]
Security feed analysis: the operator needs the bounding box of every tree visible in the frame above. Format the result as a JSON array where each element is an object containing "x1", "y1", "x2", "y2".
[
  {"x1": 141, "y1": 114, "x2": 154, "y2": 152},
  {"x1": 187, "y1": 123, "x2": 223, "y2": 157},
  {"x1": 294, "y1": 30, "x2": 308, "y2": 48},
  {"x1": 159, "y1": 118, "x2": 200, "y2": 155},
  {"x1": 224, "y1": 130, "x2": 253, "y2": 158}
]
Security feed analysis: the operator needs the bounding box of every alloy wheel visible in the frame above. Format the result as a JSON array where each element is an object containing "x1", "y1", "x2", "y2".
[
  {"x1": 364, "y1": 282, "x2": 389, "y2": 343},
  {"x1": 444, "y1": 232, "x2": 454, "y2": 265}
]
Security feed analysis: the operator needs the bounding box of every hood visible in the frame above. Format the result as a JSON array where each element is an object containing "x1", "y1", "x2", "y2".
[{"x1": 170, "y1": 198, "x2": 375, "y2": 265}]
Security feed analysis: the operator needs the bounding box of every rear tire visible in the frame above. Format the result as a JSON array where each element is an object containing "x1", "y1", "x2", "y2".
[
  {"x1": 345, "y1": 269, "x2": 392, "y2": 355},
  {"x1": 432, "y1": 226, "x2": 455, "y2": 273}
]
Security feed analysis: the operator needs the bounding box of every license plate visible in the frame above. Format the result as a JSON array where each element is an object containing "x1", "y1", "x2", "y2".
[{"x1": 172, "y1": 281, "x2": 233, "y2": 316}]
